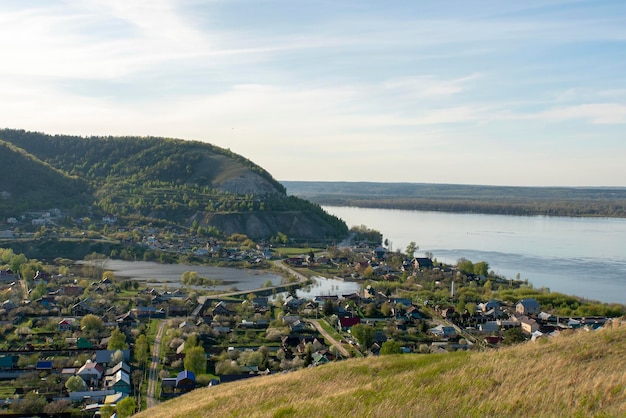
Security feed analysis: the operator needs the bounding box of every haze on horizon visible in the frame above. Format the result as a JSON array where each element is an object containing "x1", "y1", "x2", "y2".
[{"x1": 1, "y1": 1, "x2": 625, "y2": 187}]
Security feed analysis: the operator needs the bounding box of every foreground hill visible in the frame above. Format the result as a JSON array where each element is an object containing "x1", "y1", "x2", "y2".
[
  {"x1": 0, "y1": 129, "x2": 347, "y2": 240},
  {"x1": 137, "y1": 323, "x2": 626, "y2": 418}
]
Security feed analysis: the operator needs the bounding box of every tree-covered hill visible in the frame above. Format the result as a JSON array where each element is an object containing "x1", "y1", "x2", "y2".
[
  {"x1": 0, "y1": 140, "x2": 89, "y2": 214},
  {"x1": 0, "y1": 129, "x2": 347, "y2": 240}
]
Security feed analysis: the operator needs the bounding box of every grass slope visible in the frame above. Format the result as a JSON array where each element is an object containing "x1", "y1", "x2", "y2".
[{"x1": 137, "y1": 323, "x2": 626, "y2": 418}]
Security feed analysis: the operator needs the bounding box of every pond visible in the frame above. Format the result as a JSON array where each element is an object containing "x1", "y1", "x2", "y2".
[{"x1": 99, "y1": 259, "x2": 285, "y2": 292}]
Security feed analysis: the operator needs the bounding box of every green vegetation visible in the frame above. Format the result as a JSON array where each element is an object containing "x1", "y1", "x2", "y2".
[{"x1": 284, "y1": 181, "x2": 626, "y2": 218}]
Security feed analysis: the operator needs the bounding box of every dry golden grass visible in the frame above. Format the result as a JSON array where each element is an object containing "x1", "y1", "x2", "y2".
[{"x1": 136, "y1": 323, "x2": 626, "y2": 418}]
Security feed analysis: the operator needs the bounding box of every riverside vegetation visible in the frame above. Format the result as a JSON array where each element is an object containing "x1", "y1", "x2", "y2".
[{"x1": 284, "y1": 181, "x2": 626, "y2": 218}]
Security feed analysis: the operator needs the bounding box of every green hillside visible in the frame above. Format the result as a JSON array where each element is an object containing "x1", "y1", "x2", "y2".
[
  {"x1": 136, "y1": 323, "x2": 626, "y2": 418},
  {"x1": 0, "y1": 129, "x2": 347, "y2": 240}
]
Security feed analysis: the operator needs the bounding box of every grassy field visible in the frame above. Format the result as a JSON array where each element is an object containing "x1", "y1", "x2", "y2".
[{"x1": 135, "y1": 321, "x2": 626, "y2": 418}]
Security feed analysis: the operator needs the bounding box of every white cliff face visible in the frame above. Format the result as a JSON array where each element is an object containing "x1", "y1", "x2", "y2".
[{"x1": 215, "y1": 172, "x2": 281, "y2": 196}]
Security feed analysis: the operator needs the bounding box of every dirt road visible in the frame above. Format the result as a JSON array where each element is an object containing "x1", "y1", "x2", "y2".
[
  {"x1": 146, "y1": 320, "x2": 166, "y2": 409},
  {"x1": 307, "y1": 319, "x2": 350, "y2": 358}
]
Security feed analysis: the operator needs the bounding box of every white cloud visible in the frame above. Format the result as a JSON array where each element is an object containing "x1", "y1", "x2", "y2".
[{"x1": 540, "y1": 104, "x2": 626, "y2": 124}]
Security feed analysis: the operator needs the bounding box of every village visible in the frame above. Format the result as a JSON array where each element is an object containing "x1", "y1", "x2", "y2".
[{"x1": 0, "y1": 212, "x2": 623, "y2": 417}]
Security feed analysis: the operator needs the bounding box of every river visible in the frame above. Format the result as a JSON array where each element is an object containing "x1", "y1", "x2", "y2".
[{"x1": 323, "y1": 206, "x2": 626, "y2": 305}]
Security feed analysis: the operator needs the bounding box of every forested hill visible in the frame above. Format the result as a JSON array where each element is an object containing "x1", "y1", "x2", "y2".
[
  {"x1": 0, "y1": 129, "x2": 347, "y2": 240},
  {"x1": 282, "y1": 181, "x2": 626, "y2": 218}
]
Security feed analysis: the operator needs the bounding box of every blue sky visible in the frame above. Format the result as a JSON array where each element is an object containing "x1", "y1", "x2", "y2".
[{"x1": 2, "y1": 0, "x2": 625, "y2": 186}]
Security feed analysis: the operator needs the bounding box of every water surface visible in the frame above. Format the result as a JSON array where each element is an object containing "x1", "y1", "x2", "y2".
[{"x1": 324, "y1": 206, "x2": 626, "y2": 304}]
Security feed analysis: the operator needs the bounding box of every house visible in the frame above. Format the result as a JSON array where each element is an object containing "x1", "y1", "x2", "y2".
[
  {"x1": 429, "y1": 324, "x2": 457, "y2": 339},
  {"x1": 479, "y1": 321, "x2": 500, "y2": 334},
  {"x1": 412, "y1": 257, "x2": 434, "y2": 269},
  {"x1": 212, "y1": 301, "x2": 231, "y2": 316},
  {"x1": 176, "y1": 370, "x2": 196, "y2": 392},
  {"x1": 520, "y1": 317, "x2": 540, "y2": 334},
  {"x1": 289, "y1": 320, "x2": 306, "y2": 332},
  {"x1": 312, "y1": 352, "x2": 330, "y2": 366},
  {"x1": 105, "y1": 361, "x2": 131, "y2": 377},
  {"x1": 405, "y1": 306, "x2": 423, "y2": 320},
  {"x1": 0, "y1": 356, "x2": 18, "y2": 370},
  {"x1": 373, "y1": 246, "x2": 387, "y2": 260},
  {"x1": 338, "y1": 317, "x2": 361, "y2": 331},
  {"x1": 104, "y1": 392, "x2": 127, "y2": 405},
  {"x1": 77, "y1": 337, "x2": 94, "y2": 349},
  {"x1": 132, "y1": 306, "x2": 166, "y2": 319},
  {"x1": 284, "y1": 296, "x2": 306, "y2": 311},
  {"x1": 106, "y1": 369, "x2": 131, "y2": 393},
  {"x1": 77, "y1": 361, "x2": 104, "y2": 386},
  {"x1": 251, "y1": 297, "x2": 269, "y2": 309},
  {"x1": 72, "y1": 299, "x2": 99, "y2": 316},
  {"x1": 35, "y1": 295, "x2": 57, "y2": 308},
  {"x1": 516, "y1": 298, "x2": 541, "y2": 315},
  {"x1": 96, "y1": 349, "x2": 131, "y2": 365},
  {"x1": 478, "y1": 300, "x2": 502, "y2": 313},
  {"x1": 56, "y1": 286, "x2": 84, "y2": 297},
  {"x1": 538, "y1": 312, "x2": 554, "y2": 322},
  {"x1": 58, "y1": 318, "x2": 75, "y2": 331}
]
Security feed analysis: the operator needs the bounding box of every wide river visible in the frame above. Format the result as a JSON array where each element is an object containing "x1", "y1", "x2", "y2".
[{"x1": 323, "y1": 206, "x2": 626, "y2": 305}]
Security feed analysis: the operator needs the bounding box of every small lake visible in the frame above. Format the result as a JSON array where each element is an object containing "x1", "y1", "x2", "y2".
[
  {"x1": 102, "y1": 260, "x2": 284, "y2": 292},
  {"x1": 323, "y1": 206, "x2": 626, "y2": 305}
]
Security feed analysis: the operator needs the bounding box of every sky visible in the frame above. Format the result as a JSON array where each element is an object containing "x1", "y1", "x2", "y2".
[{"x1": 1, "y1": 0, "x2": 626, "y2": 187}]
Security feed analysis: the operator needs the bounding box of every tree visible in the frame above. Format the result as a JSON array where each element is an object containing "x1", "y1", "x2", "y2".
[
  {"x1": 405, "y1": 241, "x2": 418, "y2": 259},
  {"x1": 323, "y1": 299, "x2": 335, "y2": 316},
  {"x1": 108, "y1": 328, "x2": 129, "y2": 350},
  {"x1": 184, "y1": 346, "x2": 207, "y2": 375},
  {"x1": 44, "y1": 399, "x2": 72, "y2": 415},
  {"x1": 364, "y1": 302, "x2": 378, "y2": 317},
  {"x1": 65, "y1": 375, "x2": 86, "y2": 392},
  {"x1": 381, "y1": 301, "x2": 392, "y2": 317},
  {"x1": 99, "y1": 404, "x2": 115, "y2": 418},
  {"x1": 80, "y1": 314, "x2": 103, "y2": 333},
  {"x1": 304, "y1": 343, "x2": 313, "y2": 366},
  {"x1": 350, "y1": 324, "x2": 375, "y2": 349},
  {"x1": 116, "y1": 396, "x2": 136, "y2": 418},
  {"x1": 473, "y1": 261, "x2": 489, "y2": 277},
  {"x1": 10, "y1": 392, "x2": 46, "y2": 415},
  {"x1": 457, "y1": 258, "x2": 474, "y2": 274},
  {"x1": 184, "y1": 334, "x2": 198, "y2": 352},
  {"x1": 502, "y1": 327, "x2": 526, "y2": 345},
  {"x1": 380, "y1": 340, "x2": 403, "y2": 355},
  {"x1": 135, "y1": 334, "x2": 148, "y2": 365},
  {"x1": 110, "y1": 349, "x2": 125, "y2": 366}
]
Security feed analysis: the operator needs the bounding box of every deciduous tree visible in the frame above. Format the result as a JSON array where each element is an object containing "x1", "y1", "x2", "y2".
[{"x1": 184, "y1": 346, "x2": 207, "y2": 375}]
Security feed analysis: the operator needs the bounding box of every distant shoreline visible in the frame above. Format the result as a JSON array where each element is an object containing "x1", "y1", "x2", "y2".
[{"x1": 283, "y1": 181, "x2": 626, "y2": 219}]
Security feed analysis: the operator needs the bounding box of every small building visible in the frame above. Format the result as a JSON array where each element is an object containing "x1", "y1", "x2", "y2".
[
  {"x1": 175, "y1": 370, "x2": 196, "y2": 392},
  {"x1": 36, "y1": 360, "x2": 53, "y2": 371},
  {"x1": 76, "y1": 361, "x2": 104, "y2": 386},
  {"x1": 516, "y1": 298, "x2": 541, "y2": 315},
  {"x1": 520, "y1": 317, "x2": 540, "y2": 334},
  {"x1": 106, "y1": 370, "x2": 131, "y2": 394},
  {"x1": 412, "y1": 257, "x2": 434, "y2": 269},
  {"x1": 338, "y1": 317, "x2": 361, "y2": 331},
  {"x1": 429, "y1": 324, "x2": 457, "y2": 339}
]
